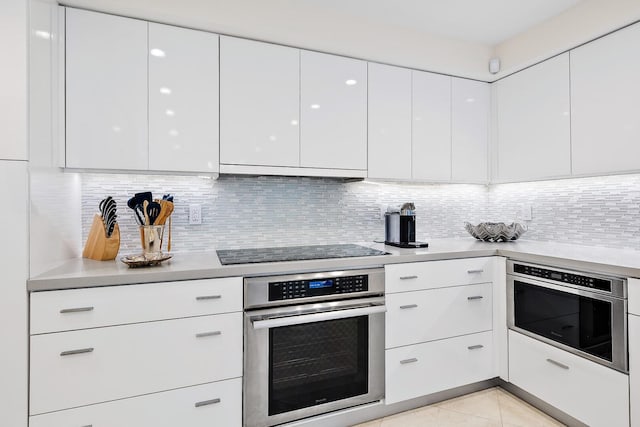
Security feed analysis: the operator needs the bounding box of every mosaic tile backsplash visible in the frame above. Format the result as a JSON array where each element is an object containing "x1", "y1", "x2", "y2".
[{"x1": 81, "y1": 173, "x2": 640, "y2": 254}]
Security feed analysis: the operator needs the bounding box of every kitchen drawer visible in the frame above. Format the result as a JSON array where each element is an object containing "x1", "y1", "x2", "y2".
[
  {"x1": 31, "y1": 277, "x2": 242, "y2": 334},
  {"x1": 386, "y1": 283, "x2": 492, "y2": 349},
  {"x1": 385, "y1": 257, "x2": 493, "y2": 293},
  {"x1": 30, "y1": 312, "x2": 242, "y2": 415},
  {"x1": 385, "y1": 331, "x2": 494, "y2": 405},
  {"x1": 509, "y1": 330, "x2": 629, "y2": 427},
  {"x1": 29, "y1": 377, "x2": 241, "y2": 427}
]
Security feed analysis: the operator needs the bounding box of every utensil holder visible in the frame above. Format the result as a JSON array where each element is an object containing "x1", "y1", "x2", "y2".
[
  {"x1": 140, "y1": 225, "x2": 165, "y2": 255},
  {"x1": 83, "y1": 214, "x2": 120, "y2": 261}
]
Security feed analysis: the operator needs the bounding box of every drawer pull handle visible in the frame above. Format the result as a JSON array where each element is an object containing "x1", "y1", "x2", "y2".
[
  {"x1": 196, "y1": 295, "x2": 222, "y2": 301},
  {"x1": 60, "y1": 307, "x2": 94, "y2": 314},
  {"x1": 196, "y1": 331, "x2": 222, "y2": 338},
  {"x1": 80, "y1": 425, "x2": 93, "y2": 427},
  {"x1": 399, "y1": 304, "x2": 418, "y2": 309},
  {"x1": 546, "y1": 358, "x2": 570, "y2": 370},
  {"x1": 467, "y1": 344, "x2": 484, "y2": 350},
  {"x1": 399, "y1": 275, "x2": 418, "y2": 280},
  {"x1": 400, "y1": 358, "x2": 418, "y2": 365},
  {"x1": 195, "y1": 398, "x2": 221, "y2": 408},
  {"x1": 467, "y1": 269, "x2": 484, "y2": 274},
  {"x1": 60, "y1": 348, "x2": 94, "y2": 356},
  {"x1": 467, "y1": 296, "x2": 484, "y2": 301}
]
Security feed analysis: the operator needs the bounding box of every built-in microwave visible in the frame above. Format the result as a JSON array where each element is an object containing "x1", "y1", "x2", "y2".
[{"x1": 506, "y1": 260, "x2": 627, "y2": 373}]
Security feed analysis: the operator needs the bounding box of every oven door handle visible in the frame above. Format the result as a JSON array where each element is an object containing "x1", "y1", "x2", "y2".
[{"x1": 251, "y1": 305, "x2": 386, "y2": 330}]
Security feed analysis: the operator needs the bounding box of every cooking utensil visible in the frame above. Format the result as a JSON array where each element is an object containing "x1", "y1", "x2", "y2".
[
  {"x1": 156, "y1": 199, "x2": 174, "y2": 225},
  {"x1": 127, "y1": 197, "x2": 145, "y2": 226},
  {"x1": 143, "y1": 200, "x2": 150, "y2": 225},
  {"x1": 147, "y1": 201, "x2": 161, "y2": 225}
]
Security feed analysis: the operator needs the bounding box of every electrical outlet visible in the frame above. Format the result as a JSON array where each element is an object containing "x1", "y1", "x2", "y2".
[
  {"x1": 189, "y1": 204, "x2": 202, "y2": 225},
  {"x1": 522, "y1": 204, "x2": 533, "y2": 221}
]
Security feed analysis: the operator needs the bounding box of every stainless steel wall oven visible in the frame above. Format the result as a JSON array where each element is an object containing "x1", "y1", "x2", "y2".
[
  {"x1": 507, "y1": 260, "x2": 627, "y2": 372},
  {"x1": 243, "y1": 268, "x2": 386, "y2": 427}
]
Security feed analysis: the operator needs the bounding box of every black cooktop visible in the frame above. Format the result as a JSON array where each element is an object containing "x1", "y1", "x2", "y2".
[{"x1": 217, "y1": 244, "x2": 389, "y2": 265}]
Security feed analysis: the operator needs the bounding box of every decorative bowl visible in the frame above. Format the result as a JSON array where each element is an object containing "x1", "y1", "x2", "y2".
[{"x1": 464, "y1": 222, "x2": 527, "y2": 242}]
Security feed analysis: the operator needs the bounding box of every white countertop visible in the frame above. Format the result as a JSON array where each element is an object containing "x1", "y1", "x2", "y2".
[{"x1": 28, "y1": 238, "x2": 640, "y2": 291}]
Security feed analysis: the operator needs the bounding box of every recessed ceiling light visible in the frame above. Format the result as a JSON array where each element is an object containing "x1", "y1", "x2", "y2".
[
  {"x1": 291, "y1": 120, "x2": 298, "y2": 126},
  {"x1": 345, "y1": 79, "x2": 357, "y2": 86},
  {"x1": 465, "y1": 98, "x2": 475, "y2": 103},
  {"x1": 160, "y1": 87, "x2": 172, "y2": 95},
  {"x1": 165, "y1": 109, "x2": 175, "y2": 116},
  {"x1": 310, "y1": 104, "x2": 320, "y2": 109}
]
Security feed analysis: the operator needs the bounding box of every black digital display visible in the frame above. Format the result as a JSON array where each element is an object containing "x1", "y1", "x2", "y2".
[
  {"x1": 309, "y1": 280, "x2": 334, "y2": 289},
  {"x1": 550, "y1": 272, "x2": 562, "y2": 280}
]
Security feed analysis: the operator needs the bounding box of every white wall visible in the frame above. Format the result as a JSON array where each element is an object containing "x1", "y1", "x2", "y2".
[{"x1": 492, "y1": 0, "x2": 640, "y2": 79}]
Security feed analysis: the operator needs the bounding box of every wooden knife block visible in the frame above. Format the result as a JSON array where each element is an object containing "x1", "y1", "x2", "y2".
[{"x1": 83, "y1": 214, "x2": 120, "y2": 261}]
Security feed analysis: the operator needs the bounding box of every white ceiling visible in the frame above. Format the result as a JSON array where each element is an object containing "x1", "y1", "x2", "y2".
[
  {"x1": 64, "y1": 0, "x2": 582, "y2": 47},
  {"x1": 299, "y1": 0, "x2": 583, "y2": 45}
]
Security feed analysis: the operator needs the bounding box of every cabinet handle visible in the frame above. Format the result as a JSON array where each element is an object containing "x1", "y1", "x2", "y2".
[
  {"x1": 196, "y1": 295, "x2": 222, "y2": 300},
  {"x1": 467, "y1": 344, "x2": 484, "y2": 350},
  {"x1": 399, "y1": 275, "x2": 418, "y2": 280},
  {"x1": 467, "y1": 296, "x2": 484, "y2": 301},
  {"x1": 195, "y1": 398, "x2": 221, "y2": 407},
  {"x1": 467, "y1": 269, "x2": 484, "y2": 274},
  {"x1": 80, "y1": 425, "x2": 93, "y2": 427},
  {"x1": 400, "y1": 358, "x2": 418, "y2": 365},
  {"x1": 196, "y1": 331, "x2": 222, "y2": 338},
  {"x1": 546, "y1": 358, "x2": 569, "y2": 370},
  {"x1": 60, "y1": 306, "x2": 94, "y2": 314},
  {"x1": 399, "y1": 304, "x2": 418, "y2": 309},
  {"x1": 60, "y1": 348, "x2": 94, "y2": 356}
]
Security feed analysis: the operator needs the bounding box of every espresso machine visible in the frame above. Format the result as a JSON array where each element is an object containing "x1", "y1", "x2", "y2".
[{"x1": 384, "y1": 203, "x2": 429, "y2": 248}]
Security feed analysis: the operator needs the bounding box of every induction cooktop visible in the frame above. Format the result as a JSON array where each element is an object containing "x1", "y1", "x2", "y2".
[{"x1": 216, "y1": 244, "x2": 389, "y2": 265}]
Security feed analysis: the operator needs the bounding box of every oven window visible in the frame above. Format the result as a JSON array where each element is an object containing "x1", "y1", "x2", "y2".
[
  {"x1": 514, "y1": 280, "x2": 612, "y2": 361},
  {"x1": 268, "y1": 316, "x2": 368, "y2": 416}
]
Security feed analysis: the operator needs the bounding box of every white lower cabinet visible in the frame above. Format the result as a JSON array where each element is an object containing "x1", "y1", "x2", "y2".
[
  {"x1": 385, "y1": 331, "x2": 494, "y2": 404},
  {"x1": 29, "y1": 377, "x2": 241, "y2": 427},
  {"x1": 386, "y1": 283, "x2": 492, "y2": 349},
  {"x1": 629, "y1": 313, "x2": 640, "y2": 427},
  {"x1": 509, "y1": 330, "x2": 629, "y2": 427},
  {"x1": 30, "y1": 312, "x2": 242, "y2": 415}
]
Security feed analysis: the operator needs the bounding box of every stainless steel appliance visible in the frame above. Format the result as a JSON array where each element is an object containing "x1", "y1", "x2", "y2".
[
  {"x1": 507, "y1": 260, "x2": 627, "y2": 372},
  {"x1": 243, "y1": 268, "x2": 386, "y2": 427}
]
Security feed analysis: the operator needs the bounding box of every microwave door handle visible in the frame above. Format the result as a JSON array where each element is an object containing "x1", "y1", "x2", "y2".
[{"x1": 251, "y1": 305, "x2": 386, "y2": 330}]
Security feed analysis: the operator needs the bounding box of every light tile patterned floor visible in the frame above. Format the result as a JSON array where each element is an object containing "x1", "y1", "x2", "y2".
[{"x1": 352, "y1": 387, "x2": 565, "y2": 427}]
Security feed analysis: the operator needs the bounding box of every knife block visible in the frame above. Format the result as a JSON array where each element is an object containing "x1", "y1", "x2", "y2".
[{"x1": 83, "y1": 214, "x2": 120, "y2": 261}]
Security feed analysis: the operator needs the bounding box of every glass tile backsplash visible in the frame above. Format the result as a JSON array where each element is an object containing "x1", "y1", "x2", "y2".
[{"x1": 81, "y1": 173, "x2": 640, "y2": 254}]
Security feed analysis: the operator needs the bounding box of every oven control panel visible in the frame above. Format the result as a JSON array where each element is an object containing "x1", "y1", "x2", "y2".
[
  {"x1": 269, "y1": 275, "x2": 368, "y2": 301},
  {"x1": 513, "y1": 263, "x2": 612, "y2": 292}
]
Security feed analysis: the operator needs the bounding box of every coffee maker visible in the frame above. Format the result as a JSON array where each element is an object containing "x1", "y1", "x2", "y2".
[{"x1": 384, "y1": 203, "x2": 429, "y2": 248}]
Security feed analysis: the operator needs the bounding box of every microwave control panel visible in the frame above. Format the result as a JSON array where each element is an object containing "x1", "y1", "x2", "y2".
[{"x1": 513, "y1": 263, "x2": 611, "y2": 292}]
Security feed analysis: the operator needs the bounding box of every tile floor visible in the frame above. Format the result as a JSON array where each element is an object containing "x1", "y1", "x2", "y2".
[{"x1": 352, "y1": 387, "x2": 565, "y2": 427}]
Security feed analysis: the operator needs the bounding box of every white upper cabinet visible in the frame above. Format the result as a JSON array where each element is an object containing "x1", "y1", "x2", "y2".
[
  {"x1": 368, "y1": 63, "x2": 412, "y2": 180},
  {"x1": 148, "y1": 23, "x2": 219, "y2": 173},
  {"x1": 452, "y1": 78, "x2": 489, "y2": 183},
  {"x1": 571, "y1": 22, "x2": 640, "y2": 176},
  {"x1": 65, "y1": 8, "x2": 148, "y2": 170},
  {"x1": 495, "y1": 53, "x2": 571, "y2": 182},
  {"x1": 220, "y1": 36, "x2": 300, "y2": 168},
  {"x1": 300, "y1": 51, "x2": 367, "y2": 171},
  {"x1": 412, "y1": 71, "x2": 451, "y2": 181}
]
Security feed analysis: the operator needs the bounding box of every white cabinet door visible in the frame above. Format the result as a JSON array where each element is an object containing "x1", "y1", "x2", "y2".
[
  {"x1": 367, "y1": 63, "x2": 412, "y2": 180},
  {"x1": 385, "y1": 331, "x2": 493, "y2": 404},
  {"x1": 1, "y1": 0, "x2": 27, "y2": 160},
  {"x1": 386, "y1": 283, "x2": 492, "y2": 349},
  {"x1": 300, "y1": 51, "x2": 367, "y2": 170},
  {"x1": 0, "y1": 161, "x2": 28, "y2": 426},
  {"x1": 509, "y1": 331, "x2": 629, "y2": 427},
  {"x1": 412, "y1": 71, "x2": 451, "y2": 181},
  {"x1": 65, "y1": 8, "x2": 148, "y2": 170},
  {"x1": 29, "y1": 378, "x2": 242, "y2": 427},
  {"x1": 631, "y1": 314, "x2": 640, "y2": 427},
  {"x1": 571, "y1": 22, "x2": 640, "y2": 176},
  {"x1": 220, "y1": 36, "x2": 300, "y2": 167},
  {"x1": 452, "y1": 78, "x2": 489, "y2": 183},
  {"x1": 149, "y1": 23, "x2": 219, "y2": 173},
  {"x1": 495, "y1": 53, "x2": 570, "y2": 182},
  {"x1": 30, "y1": 313, "x2": 243, "y2": 414}
]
